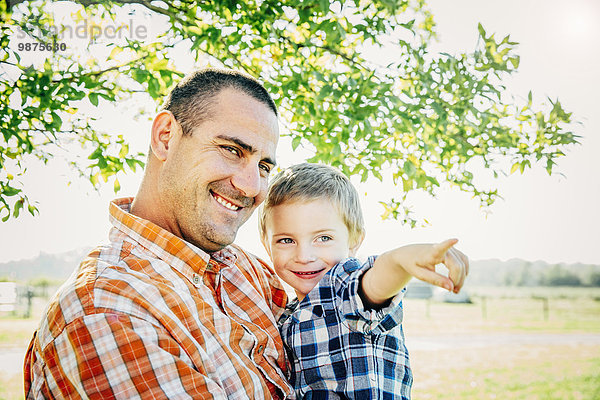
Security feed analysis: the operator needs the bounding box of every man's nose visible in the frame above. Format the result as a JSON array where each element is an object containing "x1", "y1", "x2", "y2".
[{"x1": 231, "y1": 162, "x2": 262, "y2": 199}]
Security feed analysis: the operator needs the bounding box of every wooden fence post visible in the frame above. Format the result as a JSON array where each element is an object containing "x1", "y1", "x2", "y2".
[
  {"x1": 542, "y1": 297, "x2": 549, "y2": 321},
  {"x1": 533, "y1": 295, "x2": 549, "y2": 321},
  {"x1": 481, "y1": 296, "x2": 487, "y2": 320}
]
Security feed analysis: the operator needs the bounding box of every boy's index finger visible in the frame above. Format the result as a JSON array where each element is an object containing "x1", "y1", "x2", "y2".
[{"x1": 433, "y1": 238, "x2": 459, "y2": 257}]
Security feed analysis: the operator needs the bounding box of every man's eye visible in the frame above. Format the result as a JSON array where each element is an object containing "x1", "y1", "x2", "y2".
[
  {"x1": 259, "y1": 163, "x2": 272, "y2": 174},
  {"x1": 277, "y1": 238, "x2": 294, "y2": 244},
  {"x1": 223, "y1": 146, "x2": 240, "y2": 156}
]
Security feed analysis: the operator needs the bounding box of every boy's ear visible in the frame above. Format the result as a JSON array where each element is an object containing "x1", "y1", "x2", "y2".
[
  {"x1": 150, "y1": 110, "x2": 180, "y2": 162},
  {"x1": 349, "y1": 231, "x2": 365, "y2": 257}
]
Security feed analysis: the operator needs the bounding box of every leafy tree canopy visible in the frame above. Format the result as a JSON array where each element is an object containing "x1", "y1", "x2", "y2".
[{"x1": 0, "y1": 0, "x2": 578, "y2": 224}]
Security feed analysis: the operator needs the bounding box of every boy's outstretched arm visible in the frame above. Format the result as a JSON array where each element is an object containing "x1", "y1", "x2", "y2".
[{"x1": 359, "y1": 239, "x2": 469, "y2": 308}]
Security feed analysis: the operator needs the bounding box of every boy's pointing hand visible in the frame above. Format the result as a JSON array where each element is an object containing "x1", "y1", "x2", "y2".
[
  {"x1": 361, "y1": 238, "x2": 470, "y2": 307},
  {"x1": 436, "y1": 239, "x2": 470, "y2": 293},
  {"x1": 398, "y1": 239, "x2": 470, "y2": 293}
]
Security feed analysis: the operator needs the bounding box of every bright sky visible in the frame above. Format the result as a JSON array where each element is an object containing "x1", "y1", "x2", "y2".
[{"x1": 1, "y1": 0, "x2": 598, "y2": 265}]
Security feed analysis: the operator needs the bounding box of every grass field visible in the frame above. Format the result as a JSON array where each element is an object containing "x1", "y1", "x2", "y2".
[
  {"x1": 1, "y1": 287, "x2": 599, "y2": 399},
  {"x1": 404, "y1": 287, "x2": 600, "y2": 399}
]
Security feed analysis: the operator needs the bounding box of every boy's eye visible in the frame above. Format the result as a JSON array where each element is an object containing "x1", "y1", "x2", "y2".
[
  {"x1": 316, "y1": 235, "x2": 332, "y2": 242},
  {"x1": 277, "y1": 238, "x2": 294, "y2": 244}
]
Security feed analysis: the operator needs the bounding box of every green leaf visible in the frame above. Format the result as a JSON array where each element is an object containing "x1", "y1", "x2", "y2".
[
  {"x1": 332, "y1": 143, "x2": 341, "y2": 157},
  {"x1": 28, "y1": 204, "x2": 38, "y2": 216},
  {"x1": 71, "y1": 90, "x2": 86, "y2": 101},
  {"x1": 132, "y1": 68, "x2": 149, "y2": 84},
  {"x1": 89, "y1": 92, "x2": 99, "y2": 106},
  {"x1": 118, "y1": 144, "x2": 129, "y2": 158},
  {"x1": 125, "y1": 158, "x2": 138, "y2": 172},
  {"x1": 88, "y1": 148, "x2": 102, "y2": 160},
  {"x1": 292, "y1": 135, "x2": 302, "y2": 150},
  {"x1": 403, "y1": 160, "x2": 417, "y2": 178},
  {"x1": 12, "y1": 199, "x2": 23, "y2": 218},
  {"x1": 373, "y1": 169, "x2": 382, "y2": 181},
  {"x1": 478, "y1": 23, "x2": 486, "y2": 38},
  {"x1": 319, "y1": 0, "x2": 329, "y2": 14},
  {"x1": 50, "y1": 112, "x2": 62, "y2": 129},
  {"x1": 510, "y1": 162, "x2": 519, "y2": 174},
  {"x1": 148, "y1": 78, "x2": 160, "y2": 99},
  {"x1": 90, "y1": 173, "x2": 100, "y2": 187},
  {"x1": 3, "y1": 186, "x2": 21, "y2": 196},
  {"x1": 108, "y1": 46, "x2": 123, "y2": 59}
]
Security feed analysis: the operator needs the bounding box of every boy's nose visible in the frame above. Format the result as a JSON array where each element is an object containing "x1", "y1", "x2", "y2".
[{"x1": 295, "y1": 244, "x2": 317, "y2": 264}]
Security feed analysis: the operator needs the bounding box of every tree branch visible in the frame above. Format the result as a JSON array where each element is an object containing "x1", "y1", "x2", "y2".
[{"x1": 4, "y1": 0, "x2": 27, "y2": 10}]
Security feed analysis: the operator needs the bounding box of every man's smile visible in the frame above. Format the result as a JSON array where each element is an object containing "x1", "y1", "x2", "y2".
[{"x1": 210, "y1": 190, "x2": 243, "y2": 211}]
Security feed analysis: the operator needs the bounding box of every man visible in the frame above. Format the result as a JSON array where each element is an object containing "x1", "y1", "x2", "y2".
[{"x1": 24, "y1": 69, "x2": 294, "y2": 398}]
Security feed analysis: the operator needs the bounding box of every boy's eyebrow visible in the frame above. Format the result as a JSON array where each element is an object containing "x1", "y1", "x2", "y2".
[
  {"x1": 272, "y1": 228, "x2": 337, "y2": 237},
  {"x1": 216, "y1": 134, "x2": 277, "y2": 166}
]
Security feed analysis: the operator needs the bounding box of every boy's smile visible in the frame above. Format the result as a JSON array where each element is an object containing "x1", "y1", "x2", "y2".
[{"x1": 263, "y1": 199, "x2": 360, "y2": 300}]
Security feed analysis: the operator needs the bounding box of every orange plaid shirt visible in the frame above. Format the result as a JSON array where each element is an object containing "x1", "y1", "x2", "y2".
[{"x1": 24, "y1": 197, "x2": 293, "y2": 399}]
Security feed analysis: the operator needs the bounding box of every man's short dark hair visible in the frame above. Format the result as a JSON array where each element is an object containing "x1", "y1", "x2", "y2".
[{"x1": 162, "y1": 68, "x2": 278, "y2": 135}]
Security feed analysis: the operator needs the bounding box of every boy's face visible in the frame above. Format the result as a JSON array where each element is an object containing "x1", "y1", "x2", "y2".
[{"x1": 262, "y1": 198, "x2": 359, "y2": 300}]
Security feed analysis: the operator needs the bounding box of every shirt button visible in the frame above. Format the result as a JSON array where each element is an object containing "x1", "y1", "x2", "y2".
[
  {"x1": 369, "y1": 375, "x2": 376, "y2": 382},
  {"x1": 192, "y1": 273, "x2": 201, "y2": 285},
  {"x1": 257, "y1": 345, "x2": 264, "y2": 354}
]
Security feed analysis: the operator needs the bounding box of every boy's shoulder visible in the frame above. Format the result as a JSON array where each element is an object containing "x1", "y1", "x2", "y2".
[
  {"x1": 326, "y1": 255, "x2": 377, "y2": 281},
  {"x1": 293, "y1": 256, "x2": 377, "y2": 311}
]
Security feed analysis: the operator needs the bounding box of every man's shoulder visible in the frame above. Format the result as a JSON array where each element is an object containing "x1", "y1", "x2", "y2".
[
  {"x1": 35, "y1": 246, "x2": 106, "y2": 339},
  {"x1": 45, "y1": 242, "x2": 155, "y2": 317},
  {"x1": 36, "y1": 241, "x2": 175, "y2": 344}
]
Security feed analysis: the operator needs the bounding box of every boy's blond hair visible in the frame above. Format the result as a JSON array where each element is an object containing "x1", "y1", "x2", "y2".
[{"x1": 259, "y1": 163, "x2": 365, "y2": 248}]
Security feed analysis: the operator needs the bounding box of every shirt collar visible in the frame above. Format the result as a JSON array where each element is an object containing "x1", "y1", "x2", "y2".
[{"x1": 108, "y1": 197, "x2": 238, "y2": 276}]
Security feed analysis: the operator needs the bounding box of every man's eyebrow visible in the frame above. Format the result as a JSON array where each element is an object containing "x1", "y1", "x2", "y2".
[
  {"x1": 216, "y1": 135, "x2": 277, "y2": 166},
  {"x1": 217, "y1": 135, "x2": 254, "y2": 153}
]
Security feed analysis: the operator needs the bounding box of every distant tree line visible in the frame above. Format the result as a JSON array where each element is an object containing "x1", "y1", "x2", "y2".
[
  {"x1": 503, "y1": 262, "x2": 600, "y2": 287},
  {"x1": 2, "y1": 254, "x2": 600, "y2": 288}
]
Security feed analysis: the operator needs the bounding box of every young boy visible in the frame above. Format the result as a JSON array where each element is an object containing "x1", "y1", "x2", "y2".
[{"x1": 259, "y1": 163, "x2": 469, "y2": 399}]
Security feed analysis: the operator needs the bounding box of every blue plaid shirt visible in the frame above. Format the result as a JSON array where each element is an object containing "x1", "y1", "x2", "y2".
[{"x1": 279, "y1": 256, "x2": 412, "y2": 399}]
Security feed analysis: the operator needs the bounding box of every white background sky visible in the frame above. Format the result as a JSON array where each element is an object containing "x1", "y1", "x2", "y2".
[{"x1": 1, "y1": 0, "x2": 598, "y2": 265}]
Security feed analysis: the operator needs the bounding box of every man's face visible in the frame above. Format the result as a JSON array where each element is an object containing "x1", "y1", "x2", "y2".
[{"x1": 158, "y1": 88, "x2": 279, "y2": 252}]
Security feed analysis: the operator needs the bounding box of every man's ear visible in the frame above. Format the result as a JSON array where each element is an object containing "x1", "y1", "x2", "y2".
[
  {"x1": 150, "y1": 111, "x2": 180, "y2": 162},
  {"x1": 349, "y1": 231, "x2": 365, "y2": 257}
]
